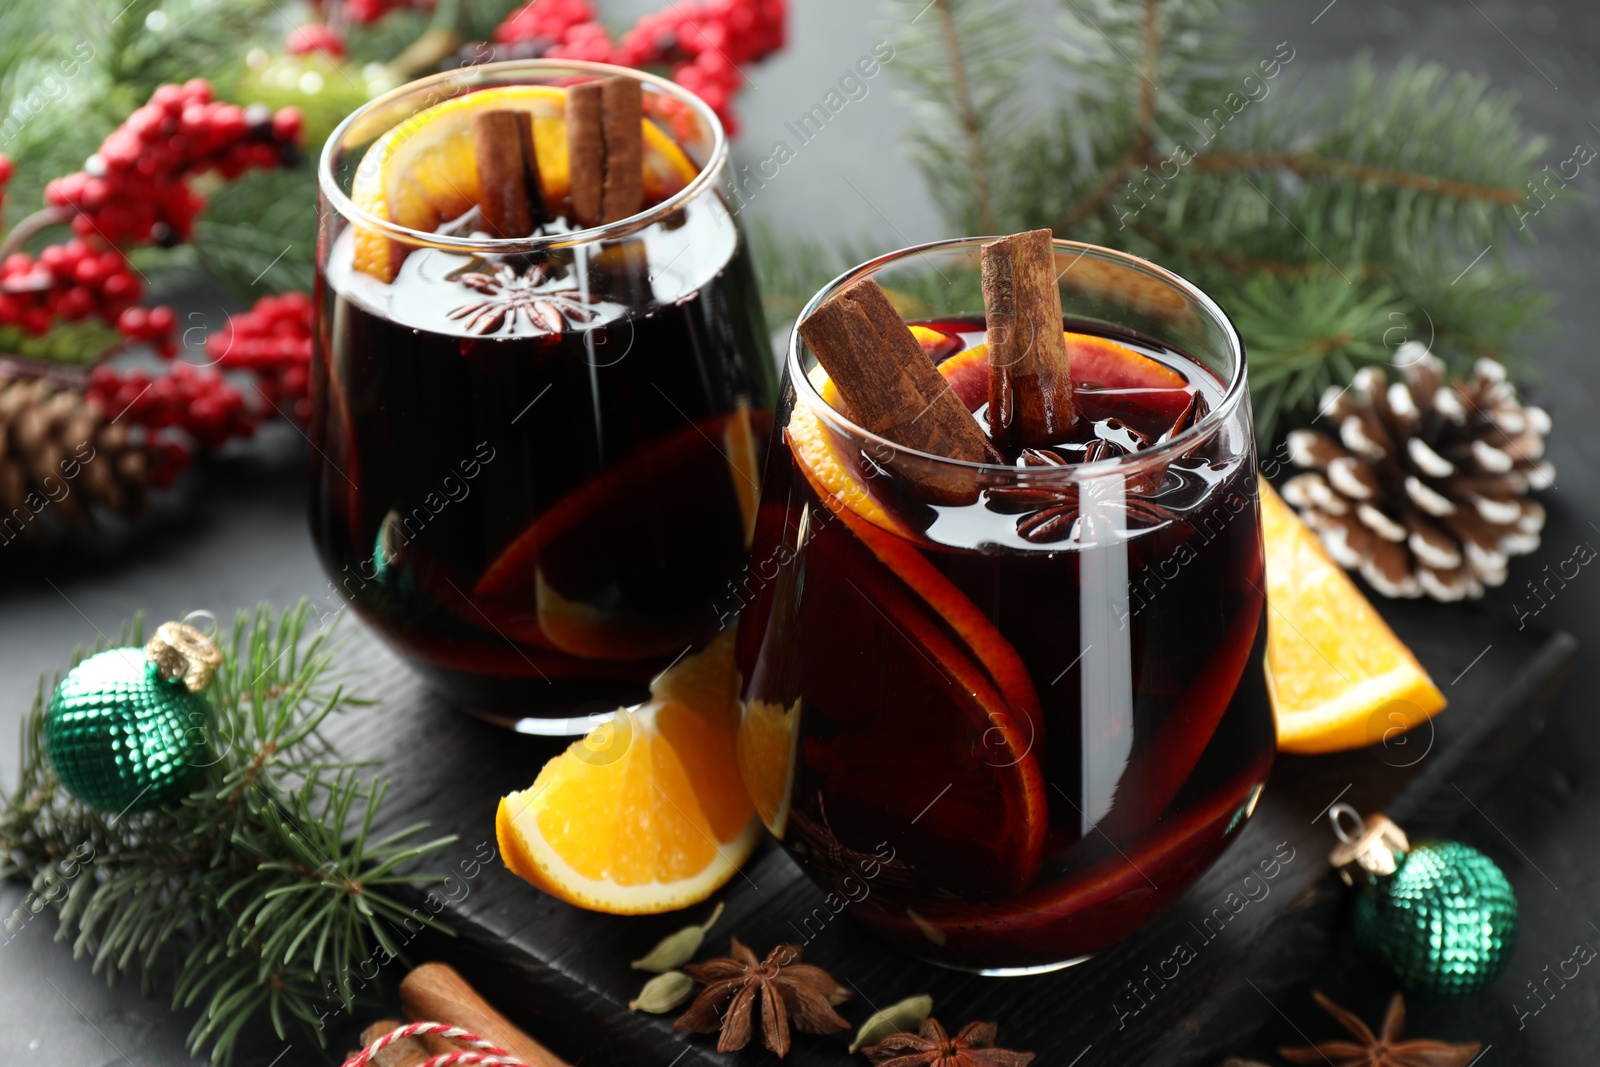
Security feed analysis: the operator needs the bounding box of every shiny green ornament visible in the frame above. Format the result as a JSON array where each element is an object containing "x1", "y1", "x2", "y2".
[
  {"x1": 1332, "y1": 806, "x2": 1518, "y2": 998},
  {"x1": 42, "y1": 622, "x2": 222, "y2": 814}
]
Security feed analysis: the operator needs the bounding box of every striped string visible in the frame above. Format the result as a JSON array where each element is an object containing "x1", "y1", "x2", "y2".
[{"x1": 341, "y1": 1021, "x2": 534, "y2": 1067}]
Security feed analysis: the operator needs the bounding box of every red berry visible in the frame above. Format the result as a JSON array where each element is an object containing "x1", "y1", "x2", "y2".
[
  {"x1": 118, "y1": 306, "x2": 149, "y2": 335},
  {"x1": 73, "y1": 257, "x2": 106, "y2": 287},
  {"x1": 151, "y1": 84, "x2": 184, "y2": 113},
  {"x1": 101, "y1": 272, "x2": 139, "y2": 302},
  {"x1": 272, "y1": 107, "x2": 304, "y2": 143},
  {"x1": 286, "y1": 23, "x2": 346, "y2": 59}
]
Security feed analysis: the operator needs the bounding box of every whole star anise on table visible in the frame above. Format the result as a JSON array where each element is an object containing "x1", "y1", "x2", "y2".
[
  {"x1": 1279, "y1": 991, "x2": 1480, "y2": 1067},
  {"x1": 860, "y1": 1017, "x2": 1035, "y2": 1067},
  {"x1": 672, "y1": 938, "x2": 851, "y2": 1057},
  {"x1": 447, "y1": 262, "x2": 601, "y2": 336}
]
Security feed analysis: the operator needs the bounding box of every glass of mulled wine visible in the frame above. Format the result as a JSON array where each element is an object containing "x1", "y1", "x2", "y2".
[
  {"x1": 312, "y1": 61, "x2": 773, "y2": 726},
  {"x1": 734, "y1": 237, "x2": 1275, "y2": 973}
]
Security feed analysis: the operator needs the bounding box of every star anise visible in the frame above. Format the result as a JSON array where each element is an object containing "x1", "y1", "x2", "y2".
[
  {"x1": 1280, "y1": 991, "x2": 1481, "y2": 1067},
  {"x1": 986, "y1": 442, "x2": 1169, "y2": 544},
  {"x1": 860, "y1": 1017, "x2": 1035, "y2": 1067},
  {"x1": 673, "y1": 938, "x2": 851, "y2": 1057},
  {"x1": 447, "y1": 262, "x2": 600, "y2": 336},
  {"x1": 982, "y1": 390, "x2": 1213, "y2": 544}
]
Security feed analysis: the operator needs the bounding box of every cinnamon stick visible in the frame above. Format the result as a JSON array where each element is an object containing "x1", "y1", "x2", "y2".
[
  {"x1": 566, "y1": 81, "x2": 604, "y2": 228},
  {"x1": 982, "y1": 228, "x2": 1076, "y2": 448},
  {"x1": 799, "y1": 277, "x2": 995, "y2": 503},
  {"x1": 599, "y1": 76, "x2": 643, "y2": 223},
  {"x1": 472, "y1": 110, "x2": 546, "y2": 238},
  {"x1": 400, "y1": 962, "x2": 568, "y2": 1067},
  {"x1": 359, "y1": 1019, "x2": 430, "y2": 1067}
]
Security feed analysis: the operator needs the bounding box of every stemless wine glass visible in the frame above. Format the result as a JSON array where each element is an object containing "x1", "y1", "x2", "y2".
[
  {"x1": 734, "y1": 238, "x2": 1275, "y2": 973},
  {"x1": 312, "y1": 61, "x2": 774, "y2": 727}
]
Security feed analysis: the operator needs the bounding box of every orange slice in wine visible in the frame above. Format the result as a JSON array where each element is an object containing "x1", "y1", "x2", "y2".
[
  {"x1": 786, "y1": 387, "x2": 1044, "y2": 741},
  {"x1": 909, "y1": 323, "x2": 963, "y2": 364},
  {"x1": 350, "y1": 84, "x2": 700, "y2": 281},
  {"x1": 735, "y1": 696, "x2": 799, "y2": 839},
  {"x1": 932, "y1": 344, "x2": 989, "y2": 411},
  {"x1": 799, "y1": 529, "x2": 1047, "y2": 893},
  {"x1": 864, "y1": 758, "x2": 1270, "y2": 962},
  {"x1": 473, "y1": 413, "x2": 758, "y2": 659}
]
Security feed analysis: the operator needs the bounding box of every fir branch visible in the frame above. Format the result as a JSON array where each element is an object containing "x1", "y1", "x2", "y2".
[
  {"x1": 928, "y1": 0, "x2": 995, "y2": 232},
  {"x1": 0, "y1": 602, "x2": 454, "y2": 1066},
  {"x1": 882, "y1": 0, "x2": 1029, "y2": 234},
  {"x1": 874, "y1": 0, "x2": 1562, "y2": 434},
  {"x1": 1186, "y1": 152, "x2": 1526, "y2": 204}
]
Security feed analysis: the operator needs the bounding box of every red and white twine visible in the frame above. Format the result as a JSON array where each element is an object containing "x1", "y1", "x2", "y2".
[{"x1": 341, "y1": 1021, "x2": 534, "y2": 1067}]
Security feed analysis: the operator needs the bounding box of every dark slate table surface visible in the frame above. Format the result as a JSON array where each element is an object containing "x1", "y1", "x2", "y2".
[{"x1": 3, "y1": 0, "x2": 1598, "y2": 1062}]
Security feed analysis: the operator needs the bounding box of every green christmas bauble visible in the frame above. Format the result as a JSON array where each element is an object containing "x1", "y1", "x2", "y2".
[
  {"x1": 43, "y1": 649, "x2": 210, "y2": 813},
  {"x1": 1351, "y1": 839, "x2": 1518, "y2": 998}
]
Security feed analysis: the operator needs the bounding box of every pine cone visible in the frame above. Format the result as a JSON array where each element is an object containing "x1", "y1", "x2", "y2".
[
  {"x1": 0, "y1": 370, "x2": 154, "y2": 543},
  {"x1": 1281, "y1": 344, "x2": 1552, "y2": 601}
]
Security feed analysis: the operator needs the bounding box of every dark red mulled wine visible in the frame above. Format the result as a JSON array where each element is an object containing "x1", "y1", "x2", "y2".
[
  {"x1": 312, "y1": 66, "x2": 773, "y2": 722},
  {"x1": 736, "y1": 290, "x2": 1274, "y2": 972}
]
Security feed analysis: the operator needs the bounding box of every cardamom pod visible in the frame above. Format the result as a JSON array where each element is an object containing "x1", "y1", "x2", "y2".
[
  {"x1": 629, "y1": 970, "x2": 696, "y2": 1014},
  {"x1": 849, "y1": 994, "x2": 934, "y2": 1052},
  {"x1": 630, "y1": 901, "x2": 725, "y2": 972}
]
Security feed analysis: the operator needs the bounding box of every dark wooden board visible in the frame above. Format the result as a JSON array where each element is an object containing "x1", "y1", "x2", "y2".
[{"x1": 325, "y1": 600, "x2": 1573, "y2": 1067}]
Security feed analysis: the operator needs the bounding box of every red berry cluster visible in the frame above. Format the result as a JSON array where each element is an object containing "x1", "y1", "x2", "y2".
[
  {"x1": 44, "y1": 79, "x2": 302, "y2": 246},
  {"x1": 493, "y1": 0, "x2": 786, "y2": 136},
  {"x1": 116, "y1": 305, "x2": 178, "y2": 354},
  {"x1": 0, "y1": 238, "x2": 174, "y2": 351},
  {"x1": 206, "y1": 291, "x2": 313, "y2": 423},
  {"x1": 87, "y1": 361, "x2": 255, "y2": 453}
]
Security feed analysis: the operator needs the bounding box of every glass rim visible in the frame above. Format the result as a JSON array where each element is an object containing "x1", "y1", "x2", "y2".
[
  {"x1": 786, "y1": 236, "x2": 1250, "y2": 478},
  {"x1": 316, "y1": 58, "x2": 729, "y2": 254}
]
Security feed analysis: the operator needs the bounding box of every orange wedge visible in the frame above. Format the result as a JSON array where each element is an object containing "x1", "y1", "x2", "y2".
[
  {"x1": 351, "y1": 84, "x2": 699, "y2": 281},
  {"x1": 1261, "y1": 480, "x2": 1446, "y2": 753},
  {"x1": 496, "y1": 629, "x2": 761, "y2": 914}
]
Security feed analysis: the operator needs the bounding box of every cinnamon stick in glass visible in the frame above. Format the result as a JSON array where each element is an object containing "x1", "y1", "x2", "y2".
[
  {"x1": 471, "y1": 110, "x2": 545, "y2": 238},
  {"x1": 566, "y1": 76, "x2": 645, "y2": 227},
  {"x1": 982, "y1": 228, "x2": 1075, "y2": 448},
  {"x1": 799, "y1": 277, "x2": 996, "y2": 503},
  {"x1": 566, "y1": 82, "x2": 604, "y2": 228},
  {"x1": 599, "y1": 76, "x2": 643, "y2": 223}
]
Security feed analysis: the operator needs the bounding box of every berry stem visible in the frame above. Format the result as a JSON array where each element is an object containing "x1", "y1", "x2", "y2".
[{"x1": 0, "y1": 205, "x2": 71, "y2": 261}]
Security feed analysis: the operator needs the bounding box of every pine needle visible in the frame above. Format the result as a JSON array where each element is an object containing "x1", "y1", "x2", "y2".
[
  {"x1": 871, "y1": 0, "x2": 1558, "y2": 437},
  {"x1": 0, "y1": 602, "x2": 455, "y2": 1065}
]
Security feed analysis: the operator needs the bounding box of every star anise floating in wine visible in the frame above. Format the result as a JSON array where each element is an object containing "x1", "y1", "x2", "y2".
[
  {"x1": 672, "y1": 938, "x2": 851, "y2": 1057},
  {"x1": 983, "y1": 390, "x2": 1210, "y2": 545},
  {"x1": 860, "y1": 1017, "x2": 1036, "y2": 1067},
  {"x1": 447, "y1": 262, "x2": 601, "y2": 336},
  {"x1": 1279, "y1": 991, "x2": 1481, "y2": 1067},
  {"x1": 987, "y1": 433, "x2": 1173, "y2": 545}
]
